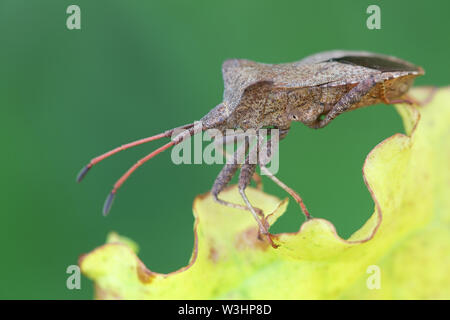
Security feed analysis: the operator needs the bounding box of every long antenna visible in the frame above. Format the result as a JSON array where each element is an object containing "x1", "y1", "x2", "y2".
[
  {"x1": 76, "y1": 123, "x2": 194, "y2": 182},
  {"x1": 102, "y1": 127, "x2": 196, "y2": 215}
]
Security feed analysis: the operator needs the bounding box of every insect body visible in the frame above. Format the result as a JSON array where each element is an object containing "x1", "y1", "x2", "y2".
[{"x1": 77, "y1": 50, "x2": 424, "y2": 247}]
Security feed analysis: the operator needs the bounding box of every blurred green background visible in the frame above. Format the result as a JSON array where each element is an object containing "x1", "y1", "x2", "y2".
[{"x1": 0, "y1": 0, "x2": 448, "y2": 299}]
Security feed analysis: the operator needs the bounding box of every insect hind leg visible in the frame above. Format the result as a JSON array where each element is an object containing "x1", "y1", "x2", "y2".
[{"x1": 312, "y1": 75, "x2": 378, "y2": 129}]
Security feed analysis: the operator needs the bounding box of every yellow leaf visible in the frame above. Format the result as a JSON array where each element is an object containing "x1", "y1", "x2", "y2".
[{"x1": 80, "y1": 86, "x2": 450, "y2": 299}]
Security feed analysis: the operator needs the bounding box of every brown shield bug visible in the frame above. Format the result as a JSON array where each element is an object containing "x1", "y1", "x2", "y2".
[{"x1": 77, "y1": 50, "x2": 424, "y2": 247}]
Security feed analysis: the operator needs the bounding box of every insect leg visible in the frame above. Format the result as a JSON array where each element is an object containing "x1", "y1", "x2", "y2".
[
  {"x1": 257, "y1": 127, "x2": 289, "y2": 164},
  {"x1": 212, "y1": 163, "x2": 245, "y2": 210},
  {"x1": 238, "y1": 162, "x2": 276, "y2": 248},
  {"x1": 259, "y1": 166, "x2": 311, "y2": 220},
  {"x1": 254, "y1": 126, "x2": 311, "y2": 218},
  {"x1": 312, "y1": 75, "x2": 378, "y2": 128},
  {"x1": 212, "y1": 137, "x2": 265, "y2": 216},
  {"x1": 215, "y1": 133, "x2": 263, "y2": 190},
  {"x1": 257, "y1": 127, "x2": 311, "y2": 219},
  {"x1": 211, "y1": 136, "x2": 252, "y2": 212},
  {"x1": 238, "y1": 163, "x2": 267, "y2": 223},
  {"x1": 236, "y1": 129, "x2": 293, "y2": 247}
]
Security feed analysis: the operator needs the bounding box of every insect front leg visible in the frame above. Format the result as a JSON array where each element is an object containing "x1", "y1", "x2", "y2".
[
  {"x1": 214, "y1": 133, "x2": 262, "y2": 191},
  {"x1": 211, "y1": 137, "x2": 262, "y2": 214},
  {"x1": 312, "y1": 75, "x2": 378, "y2": 129},
  {"x1": 212, "y1": 162, "x2": 244, "y2": 209}
]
